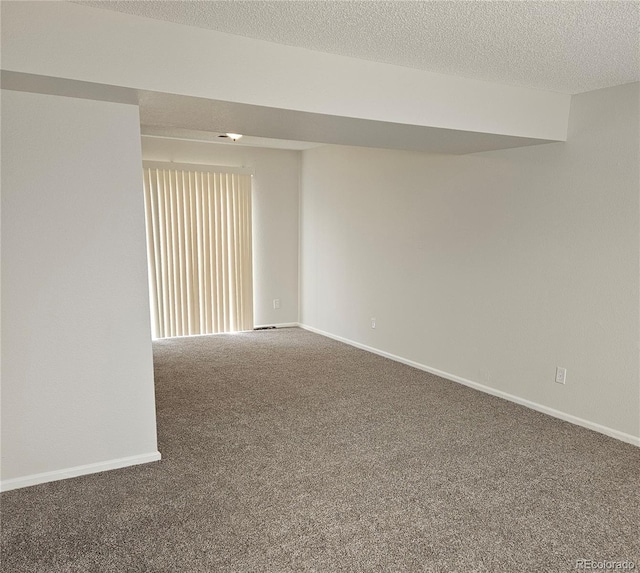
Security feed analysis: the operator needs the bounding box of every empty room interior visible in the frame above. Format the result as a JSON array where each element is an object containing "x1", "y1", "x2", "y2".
[{"x1": 1, "y1": 1, "x2": 639, "y2": 571}]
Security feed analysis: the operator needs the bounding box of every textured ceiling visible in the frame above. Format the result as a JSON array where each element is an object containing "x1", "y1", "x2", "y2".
[
  {"x1": 141, "y1": 127, "x2": 323, "y2": 151},
  {"x1": 78, "y1": 0, "x2": 639, "y2": 94}
]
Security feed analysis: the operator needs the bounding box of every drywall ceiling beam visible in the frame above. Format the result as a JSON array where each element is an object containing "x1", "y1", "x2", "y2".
[
  {"x1": 1, "y1": 2, "x2": 570, "y2": 142},
  {"x1": 0, "y1": 73, "x2": 558, "y2": 154}
]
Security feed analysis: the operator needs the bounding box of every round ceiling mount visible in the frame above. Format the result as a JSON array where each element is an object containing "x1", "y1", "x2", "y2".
[{"x1": 218, "y1": 133, "x2": 243, "y2": 142}]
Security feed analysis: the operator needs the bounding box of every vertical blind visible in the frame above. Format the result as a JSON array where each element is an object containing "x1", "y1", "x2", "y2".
[{"x1": 142, "y1": 164, "x2": 253, "y2": 339}]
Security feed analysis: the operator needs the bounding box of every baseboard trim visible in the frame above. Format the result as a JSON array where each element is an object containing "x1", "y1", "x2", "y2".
[
  {"x1": 0, "y1": 451, "x2": 162, "y2": 492},
  {"x1": 298, "y1": 324, "x2": 640, "y2": 447},
  {"x1": 254, "y1": 322, "x2": 299, "y2": 329}
]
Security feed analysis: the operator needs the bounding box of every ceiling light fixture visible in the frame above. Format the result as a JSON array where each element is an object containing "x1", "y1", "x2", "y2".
[{"x1": 226, "y1": 133, "x2": 243, "y2": 142}]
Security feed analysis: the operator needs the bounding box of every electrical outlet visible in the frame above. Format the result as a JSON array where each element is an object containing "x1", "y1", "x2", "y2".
[
  {"x1": 371, "y1": 317, "x2": 376, "y2": 329},
  {"x1": 555, "y1": 367, "x2": 567, "y2": 384},
  {"x1": 273, "y1": 299, "x2": 280, "y2": 310}
]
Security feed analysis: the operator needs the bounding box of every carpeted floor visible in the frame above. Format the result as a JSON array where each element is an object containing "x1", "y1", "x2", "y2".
[{"x1": 1, "y1": 328, "x2": 639, "y2": 572}]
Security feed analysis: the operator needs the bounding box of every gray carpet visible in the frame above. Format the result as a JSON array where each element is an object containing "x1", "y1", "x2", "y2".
[{"x1": 2, "y1": 328, "x2": 639, "y2": 572}]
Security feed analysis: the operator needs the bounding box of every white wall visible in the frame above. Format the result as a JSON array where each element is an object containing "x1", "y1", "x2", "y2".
[
  {"x1": 141, "y1": 137, "x2": 300, "y2": 327},
  {"x1": 300, "y1": 82, "x2": 640, "y2": 443},
  {"x1": 1, "y1": 90, "x2": 160, "y2": 489}
]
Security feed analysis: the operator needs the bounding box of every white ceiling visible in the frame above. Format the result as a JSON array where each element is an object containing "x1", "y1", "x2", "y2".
[
  {"x1": 140, "y1": 126, "x2": 323, "y2": 152},
  {"x1": 79, "y1": 0, "x2": 639, "y2": 95}
]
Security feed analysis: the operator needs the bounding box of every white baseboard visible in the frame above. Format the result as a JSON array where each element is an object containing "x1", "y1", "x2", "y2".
[
  {"x1": 254, "y1": 322, "x2": 299, "y2": 329},
  {"x1": 299, "y1": 324, "x2": 640, "y2": 448},
  {"x1": 1, "y1": 451, "x2": 162, "y2": 492}
]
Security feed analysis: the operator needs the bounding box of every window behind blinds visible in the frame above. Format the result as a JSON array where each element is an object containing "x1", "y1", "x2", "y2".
[{"x1": 142, "y1": 163, "x2": 253, "y2": 338}]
